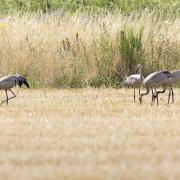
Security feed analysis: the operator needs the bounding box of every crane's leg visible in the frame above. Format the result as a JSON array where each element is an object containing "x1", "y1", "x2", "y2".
[
  {"x1": 134, "y1": 88, "x2": 135, "y2": 102},
  {"x1": 139, "y1": 87, "x2": 141, "y2": 95},
  {"x1": 153, "y1": 87, "x2": 158, "y2": 106},
  {"x1": 152, "y1": 87, "x2": 160, "y2": 104},
  {"x1": 0, "y1": 89, "x2": 16, "y2": 105},
  {"x1": 168, "y1": 87, "x2": 174, "y2": 104},
  {"x1": 156, "y1": 87, "x2": 166, "y2": 106},
  {"x1": 7, "y1": 90, "x2": 16, "y2": 101},
  {"x1": 1, "y1": 90, "x2": 9, "y2": 105},
  {"x1": 6, "y1": 90, "x2": 8, "y2": 105},
  {"x1": 168, "y1": 87, "x2": 171, "y2": 104},
  {"x1": 151, "y1": 88, "x2": 155, "y2": 106},
  {"x1": 172, "y1": 88, "x2": 174, "y2": 103},
  {"x1": 153, "y1": 87, "x2": 160, "y2": 106}
]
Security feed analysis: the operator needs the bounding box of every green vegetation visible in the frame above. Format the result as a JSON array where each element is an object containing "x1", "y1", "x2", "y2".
[
  {"x1": 0, "y1": 1, "x2": 179, "y2": 88},
  {"x1": 0, "y1": 0, "x2": 179, "y2": 15},
  {"x1": 119, "y1": 27, "x2": 144, "y2": 74}
]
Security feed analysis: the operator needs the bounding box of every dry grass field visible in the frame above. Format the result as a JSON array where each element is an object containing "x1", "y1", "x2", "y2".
[{"x1": 0, "y1": 88, "x2": 180, "y2": 180}]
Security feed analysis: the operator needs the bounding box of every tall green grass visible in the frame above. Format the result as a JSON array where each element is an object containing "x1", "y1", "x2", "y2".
[{"x1": 118, "y1": 27, "x2": 144, "y2": 74}]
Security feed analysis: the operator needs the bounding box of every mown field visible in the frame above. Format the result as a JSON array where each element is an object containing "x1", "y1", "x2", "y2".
[
  {"x1": 0, "y1": 88, "x2": 180, "y2": 179},
  {"x1": 0, "y1": 1, "x2": 179, "y2": 179}
]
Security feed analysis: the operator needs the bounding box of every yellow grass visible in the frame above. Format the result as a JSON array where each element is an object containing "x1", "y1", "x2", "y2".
[
  {"x1": 0, "y1": 88, "x2": 180, "y2": 180},
  {"x1": 0, "y1": 11, "x2": 179, "y2": 87}
]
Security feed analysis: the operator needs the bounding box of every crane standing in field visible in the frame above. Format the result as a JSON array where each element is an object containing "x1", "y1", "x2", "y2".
[
  {"x1": 0, "y1": 74, "x2": 30, "y2": 105},
  {"x1": 167, "y1": 70, "x2": 180, "y2": 104},
  {"x1": 139, "y1": 71, "x2": 174, "y2": 105},
  {"x1": 123, "y1": 64, "x2": 144, "y2": 102},
  {"x1": 154, "y1": 70, "x2": 180, "y2": 104}
]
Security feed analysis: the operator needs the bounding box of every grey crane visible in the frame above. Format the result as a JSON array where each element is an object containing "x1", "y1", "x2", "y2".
[
  {"x1": 139, "y1": 71, "x2": 174, "y2": 105},
  {"x1": 155, "y1": 70, "x2": 180, "y2": 104},
  {"x1": 0, "y1": 74, "x2": 30, "y2": 105},
  {"x1": 123, "y1": 64, "x2": 144, "y2": 102}
]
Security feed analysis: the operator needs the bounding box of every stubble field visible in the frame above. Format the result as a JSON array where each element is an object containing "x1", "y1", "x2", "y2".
[{"x1": 0, "y1": 88, "x2": 180, "y2": 180}]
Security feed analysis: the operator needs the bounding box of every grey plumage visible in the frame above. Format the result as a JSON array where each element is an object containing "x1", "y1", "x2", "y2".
[
  {"x1": 123, "y1": 64, "x2": 144, "y2": 102},
  {"x1": 171, "y1": 70, "x2": 180, "y2": 84},
  {"x1": 0, "y1": 74, "x2": 30, "y2": 105},
  {"x1": 163, "y1": 70, "x2": 180, "y2": 103},
  {"x1": 139, "y1": 71, "x2": 174, "y2": 105}
]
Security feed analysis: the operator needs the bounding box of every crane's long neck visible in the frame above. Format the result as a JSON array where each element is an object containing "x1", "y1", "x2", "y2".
[{"x1": 138, "y1": 66, "x2": 143, "y2": 81}]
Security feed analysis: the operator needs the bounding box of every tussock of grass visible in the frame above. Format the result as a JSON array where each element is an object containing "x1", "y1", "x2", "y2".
[{"x1": 0, "y1": 10, "x2": 179, "y2": 88}]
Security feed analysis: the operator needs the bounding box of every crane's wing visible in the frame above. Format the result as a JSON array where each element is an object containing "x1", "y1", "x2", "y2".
[{"x1": 162, "y1": 71, "x2": 174, "y2": 78}]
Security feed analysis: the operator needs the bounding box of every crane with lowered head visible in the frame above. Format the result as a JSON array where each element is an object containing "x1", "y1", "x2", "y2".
[
  {"x1": 0, "y1": 74, "x2": 30, "y2": 105},
  {"x1": 154, "y1": 70, "x2": 180, "y2": 104},
  {"x1": 139, "y1": 70, "x2": 174, "y2": 105}
]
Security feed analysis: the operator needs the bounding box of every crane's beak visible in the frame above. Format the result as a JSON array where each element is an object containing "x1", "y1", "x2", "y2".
[{"x1": 24, "y1": 81, "x2": 30, "y2": 88}]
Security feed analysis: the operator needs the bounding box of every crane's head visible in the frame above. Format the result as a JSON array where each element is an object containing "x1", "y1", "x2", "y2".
[
  {"x1": 136, "y1": 64, "x2": 142, "y2": 69},
  {"x1": 135, "y1": 64, "x2": 142, "y2": 73}
]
